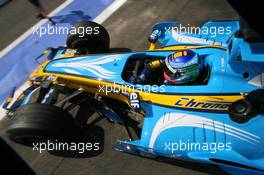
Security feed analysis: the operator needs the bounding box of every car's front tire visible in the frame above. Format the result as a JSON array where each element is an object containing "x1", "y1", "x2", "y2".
[{"x1": 6, "y1": 103, "x2": 78, "y2": 146}]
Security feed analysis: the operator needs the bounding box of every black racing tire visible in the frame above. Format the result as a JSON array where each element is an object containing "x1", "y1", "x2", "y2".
[
  {"x1": 6, "y1": 103, "x2": 78, "y2": 146},
  {"x1": 228, "y1": 99, "x2": 257, "y2": 123},
  {"x1": 246, "y1": 89, "x2": 264, "y2": 104},
  {"x1": 66, "y1": 20, "x2": 110, "y2": 53}
]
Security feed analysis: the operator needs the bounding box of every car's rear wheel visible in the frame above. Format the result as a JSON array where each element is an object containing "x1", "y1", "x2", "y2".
[
  {"x1": 66, "y1": 20, "x2": 110, "y2": 53},
  {"x1": 6, "y1": 103, "x2": 78, "y2": 146}
]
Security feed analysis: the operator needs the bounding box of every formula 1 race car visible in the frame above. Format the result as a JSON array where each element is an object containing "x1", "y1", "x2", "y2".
[{"x1": 3, "y1": 20, "x2": 264, "y2": 175}]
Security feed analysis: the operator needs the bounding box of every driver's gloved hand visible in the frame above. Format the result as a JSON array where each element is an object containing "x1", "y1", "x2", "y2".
[
  {"x1": 129, "y1": 65, "x2": 151, "y2": 84},
  {"x1": 129, "y1": 75, "x2": 141, "y2": 84}
]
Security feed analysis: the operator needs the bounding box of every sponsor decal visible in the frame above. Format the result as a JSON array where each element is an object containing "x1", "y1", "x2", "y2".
[
  {"x1": 174, "y1": 97, "x2": 231, "y2": 110},
  {"x1": 129, "y1": 92, "x2": 141, "y2": 112},
  {"x1": 148, "y1": 29, "x2": 161, "y2": 43}
]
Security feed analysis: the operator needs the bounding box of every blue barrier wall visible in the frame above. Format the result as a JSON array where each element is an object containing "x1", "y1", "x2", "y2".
[{"x1": 0, "y1": 0, "x2": 113, "y2": 104}]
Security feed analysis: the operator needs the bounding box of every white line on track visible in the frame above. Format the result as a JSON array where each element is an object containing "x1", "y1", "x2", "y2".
[
  {"x1": 94, "y1": 0, "x2": 127, "y2": 24},
  {"x1": 0, "y1": 0, "x2": 74, "y2": 58},
  {"x1": 0, "y1": 0, "x2": 127, "y2": 119}
]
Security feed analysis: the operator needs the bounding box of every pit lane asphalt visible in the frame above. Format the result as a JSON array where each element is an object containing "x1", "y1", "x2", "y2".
[
  {"x1": 0, "y1": 0, "x2": 64, "y2": 50},
  {"x1": 0, "y1": 0, "x2": 238, "y2": 175}
]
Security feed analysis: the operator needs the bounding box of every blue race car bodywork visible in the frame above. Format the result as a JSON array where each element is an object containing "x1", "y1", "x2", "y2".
[{"x1": 5, "y1": 20, "x2": 264, "y2": 175}]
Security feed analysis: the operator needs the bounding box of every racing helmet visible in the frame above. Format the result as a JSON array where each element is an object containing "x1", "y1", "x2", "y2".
[{"x1": 162, "y1": 50, "x2": 203, "y2": 84}]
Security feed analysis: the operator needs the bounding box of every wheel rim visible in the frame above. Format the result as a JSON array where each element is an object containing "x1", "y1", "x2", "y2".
[{"x1": 234, "y1": 102, "x2": 248, "y2": 114}]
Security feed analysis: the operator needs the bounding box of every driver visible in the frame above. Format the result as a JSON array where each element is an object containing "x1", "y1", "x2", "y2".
[{"x1": 129, "y1": 50, "x2": 206, "y2": 85}]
